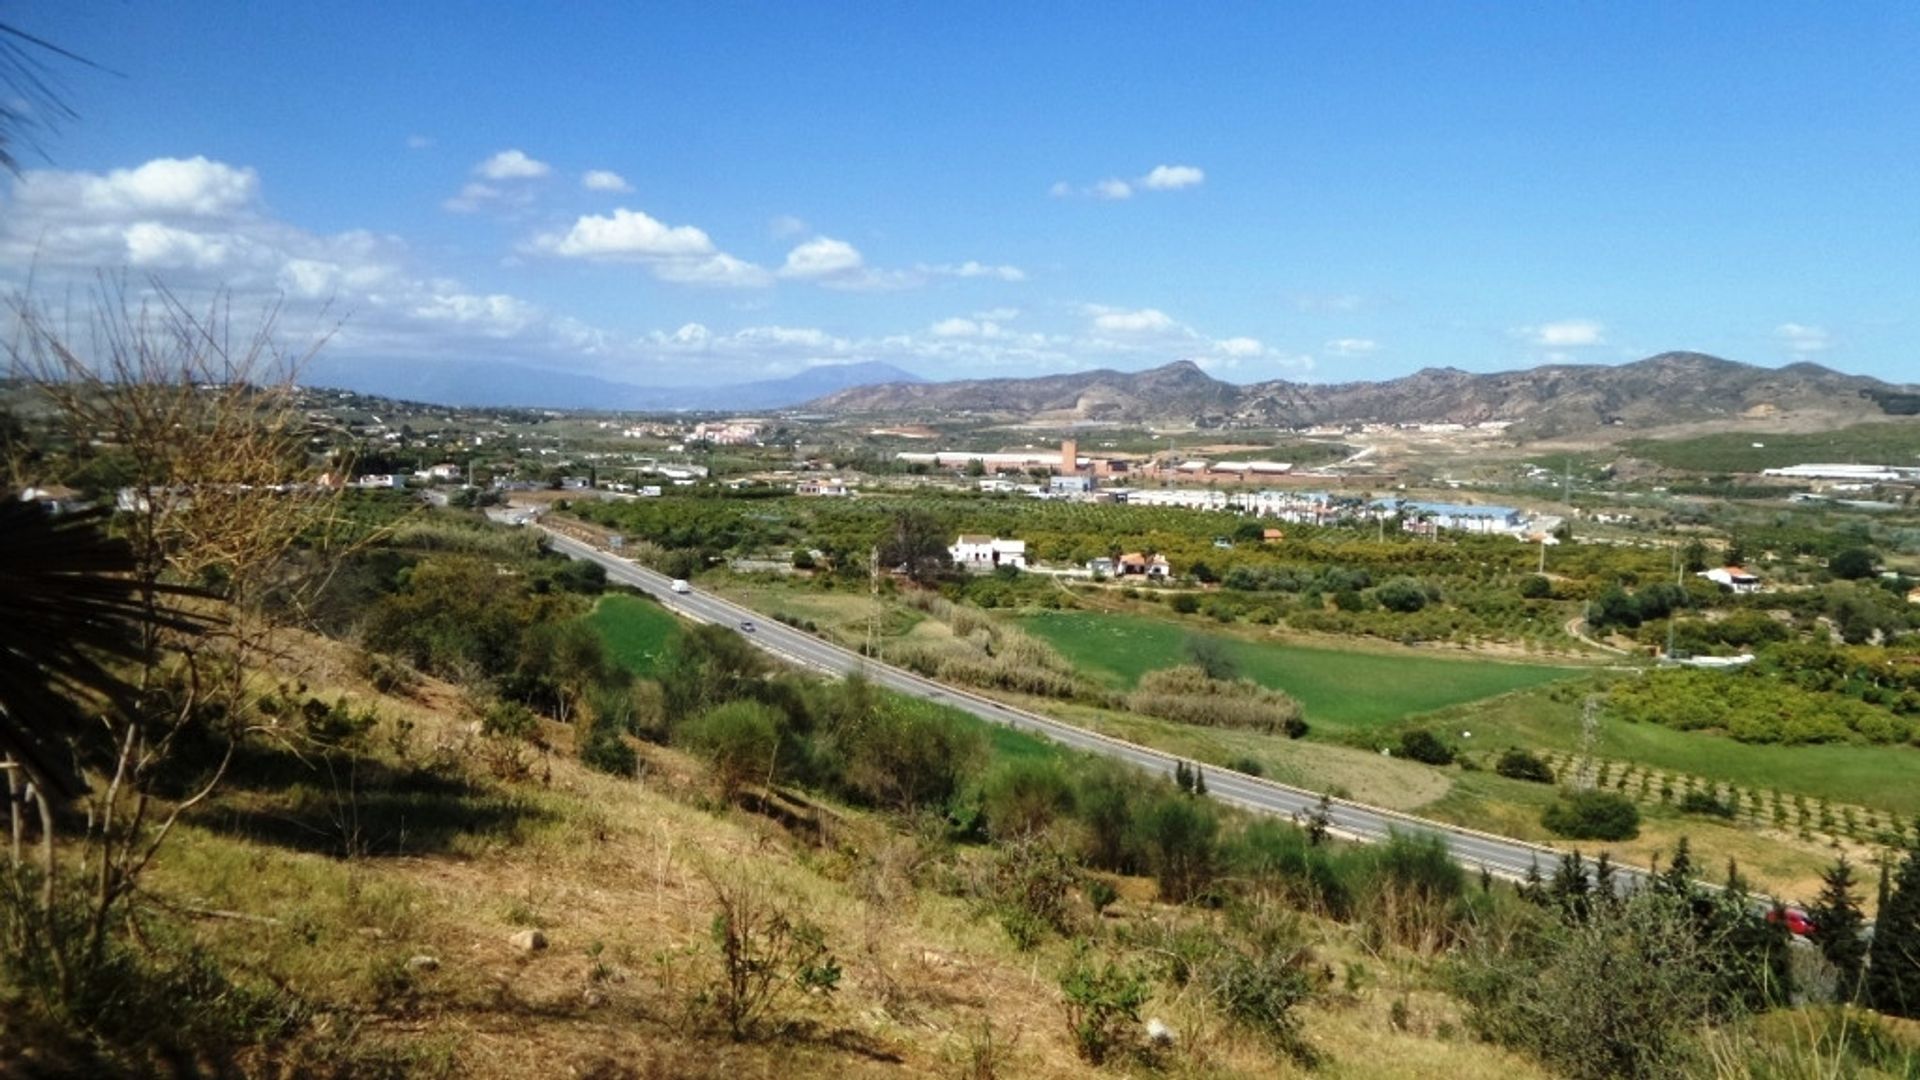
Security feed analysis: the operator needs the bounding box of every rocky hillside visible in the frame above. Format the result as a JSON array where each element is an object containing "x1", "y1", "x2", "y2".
[{"x1": 808, "y1": 353, "x2": 1915, "y2": 437}]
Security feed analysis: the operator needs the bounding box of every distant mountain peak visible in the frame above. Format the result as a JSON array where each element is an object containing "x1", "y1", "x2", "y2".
[{"x1": 807, "y1": 352, "x2": 1917, "y2": 437}]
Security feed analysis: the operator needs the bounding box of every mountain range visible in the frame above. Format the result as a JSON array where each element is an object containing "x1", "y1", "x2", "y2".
[
  {"x1": 806, "y1": 352, "x2": 1920, "y2": 437},
  {"x1": 299, "y1": 358, "x2": 922, "y2": 412}
]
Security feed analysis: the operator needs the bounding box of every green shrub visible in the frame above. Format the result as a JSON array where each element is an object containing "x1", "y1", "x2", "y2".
[
  {"x1": 1138, "y1": 794, "x2": 1219, "y2": 902},
  {"x1": 1376, "y1": 577, "x2": 1430, "y2": 613},
  {"x1": 982, "y1": 758, "x2": 1077, "y2": 839},
  {"x1": 1169, "y1": 593, "x2": 1200, "y2": 614},
  {"x1": 1397, "y1": 728, "x2": 1456, "y2": 766},
  {"x1": 1542, "y1": 790, "x2": 1641, "y2": 841},
  {"x1": 1495, "y1": 748, "x2": 1555, "y2": 784},
  {"x1": 677, "y1": 700, "x2": 786, "y2": 797},
  {"x1": 1676, "y1": 790, "x2": 1734, "y2": 818},
  {"x1": 1059, "y1": 945, "x2": 1151, "y2": 1065}
]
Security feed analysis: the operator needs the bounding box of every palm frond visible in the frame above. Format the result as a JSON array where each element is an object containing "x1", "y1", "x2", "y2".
[{"x1": 0, "y1": 497, "x2": 208, "y2": 796}]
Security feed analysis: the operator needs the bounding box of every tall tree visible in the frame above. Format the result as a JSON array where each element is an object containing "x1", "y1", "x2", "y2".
[
  {"x1": 877, "y1": 509, "x2": 952, "y2": 585},
  {"x1": 1867, "y1": 845, "x2": 1920, "y2": 1018},
  {"x1": 1808, "y1": 855, "x2": 1867, "y2": 1002}
]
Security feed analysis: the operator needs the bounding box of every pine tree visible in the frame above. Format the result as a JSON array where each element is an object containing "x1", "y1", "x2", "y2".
[
  {"x1": 1192, "y1": 767, "x2": 1207, "y2": 797},
  {"x1": 1174, "y1": 760, "x2": 1193, "y2": 794},
  {"x1": 1808, "y1": 855, "x2": 1868, "y2": 1002},
  {"x1": 1867, "y1": 845, "x2": 1920, "y2": 1018}
]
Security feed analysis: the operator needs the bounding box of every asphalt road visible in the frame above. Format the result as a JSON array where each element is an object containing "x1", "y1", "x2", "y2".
[{"x1": 543, "y1": 528, "x2": 1656, "y2": 889}]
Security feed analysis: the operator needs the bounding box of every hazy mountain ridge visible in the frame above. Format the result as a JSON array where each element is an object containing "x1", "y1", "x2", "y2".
[
  {"x1": 809, "y1": 352, "x2": 1915, "y2": 436},
  {"x1": 301, "y1": 358, "x2": 922, "y2": 412}
]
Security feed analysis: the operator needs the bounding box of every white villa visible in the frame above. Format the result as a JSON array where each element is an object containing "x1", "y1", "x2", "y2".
[{"x1": 950, "y1": 535, "x2": 1027, "y2": 571}]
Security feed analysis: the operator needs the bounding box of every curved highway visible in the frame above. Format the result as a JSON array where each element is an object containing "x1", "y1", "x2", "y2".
[{"x1": 542, "y1": 527, "x2": 1657, "y2": 889}]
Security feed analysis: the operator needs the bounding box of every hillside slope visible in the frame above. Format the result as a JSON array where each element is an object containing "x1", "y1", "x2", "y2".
[{"x1": 809, "y1": 353, "x2": 1915, "y2": 437}]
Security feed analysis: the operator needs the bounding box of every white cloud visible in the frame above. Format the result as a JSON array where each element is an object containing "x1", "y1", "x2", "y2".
[
  {"x1": 581, "y1": 169, "x2": 634, "y2": 193},
  {"x1": 534, "y1": 207, "x2": 714, "y2": 258},
  {"x1": 768, "y1": 214, "x2": 810, "y2": 239},
  {"x1": 1089, "y1": 306, "x2": 1175, "y2": 334},
  {"x1": 1216, "y1": 336, "x2": 1264, "y2": 357},
  {"x1": 1052, "y1": 164, "x2": 1205, "y2": 200},
  {"x1": 1325, "y1": 337, "x2": 1378, "y2": 357},
  {"x1": 13, "y1": 156, "x2": 259, "y2": 219},
  {"x1": 925, "y1": 259, "x2": 1026, "y2": 282},
  {"x1": 406, "y1": 134, "x2": 435, "y2": 150},
  {"x1": 1775, "y1": 322, "x2": 1832, "y2": 353},
  {"x1": 779, "y1": 236, "x2": 865, "y2": 280},
  {"x1": 651, "y1": 252, "x2": 774, "y2": 287},
  {"x1": 931, "y1": 317, "x2": 984, "y2": 337},
  {"x1": 1521, "y1": 319, "x2": 1605, "y2": 347},
  {"x1": 475, "y1": 149, "x2": 551, "y2": 180},
  {"x1": 0, "y1": 155, "x2": 587, "y2": 361},
  {"x1": 1141, "y1": 164, "x2": 1204, "y2": 191},
  {"x1": 443, "y1": 181, "x2": 520, "y2": 214}
]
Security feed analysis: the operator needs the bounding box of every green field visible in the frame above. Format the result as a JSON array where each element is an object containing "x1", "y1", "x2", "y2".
[
  {"x1": 1623, "y1": 421, "x2": 1920, "y2": 473},
  {"x1": 1019, "y1": 610, "x2": 1582, "y2": 733},
  {"x1": 586, "y1": 594, "x2": 682, "y2": 677},
  {"x1": 1417, "y1": 682, "x2": 1920, "y2": 816}
]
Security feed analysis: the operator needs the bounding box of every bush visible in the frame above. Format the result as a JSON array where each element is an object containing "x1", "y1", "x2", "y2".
[
  {"x1": 677, "y1": 700, "x2": 786, "y2": 797},
  {"x1": 1397, "y1": 728, "x2": 1456, "y2": 766},
  {"x1": 578, "y1": 710, "x2": 638, "y2": 777},
  {"x1": 1059, "y1": 945, "x2": 1151, "y2": 1065},
  {"x1": 835, "y1": 701, "x2": 986, "y2": 813},
  {"x1": 1138, "y1": 794, "x2": 1219, "y2": 902},
  {"x1": 1128, "y1": 665, "x2": 1305, "y2": 736},
  {"x1": 1676, "y1": 790, "x2": 1734, "y2": 818},
  {"x1": 1519, "y1": 575, "x2": 1553, "y2": 600},
  {"x1": 981, "y1": 758, "x2": 1076, "y2": 839},
  {"x1": 1495, "y1": 748, "x2": 1555, "y2": 784},
  {"x1": 1169, "y1": 593, "x2": 1200, "y2": 614},
  {"x1": 1376, "y1": 577, "x2": 1430, "y2": 613},
  {"x1": 1542, "y1": 790, "x2": 1641, "y2": 841}
]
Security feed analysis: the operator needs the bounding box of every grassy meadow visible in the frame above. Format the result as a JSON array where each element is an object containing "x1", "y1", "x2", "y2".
[
  {"x1": 1020, "y1": 609, "x2": 1583, "y2": 734},
  {"x1": 585, "y1": 593, "x2": 681, "y2": 677}
]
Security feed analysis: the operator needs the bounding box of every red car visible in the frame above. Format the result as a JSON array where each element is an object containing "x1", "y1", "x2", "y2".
[{"x1": 1767, "y1": 908, "x2": 1815, "y2": 937}]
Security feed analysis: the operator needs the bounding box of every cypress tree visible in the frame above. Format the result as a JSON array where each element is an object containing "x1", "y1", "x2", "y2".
[
  {"x1": 1519, "y1": 859, "x2": 1547, "y2": 906},
  {"x1": 1174, "y1": 760, "x2": 1193, "y2": 794},
  {"x1": 1550, "y1": 851, "x2": 1592, "y2": 920},
  {"x1": 1193, "y1": 767, "x2": 1207, "y2": 797},
  {"x1": 1305, "y1": 793, "x2": 1332, "y2": 846},
  {"x1": 1659, "y1": 836, "x2": 1696, "y2": 898},
  {"x1": 1808, "y1": 855, "x2": 1868, "y2": 1003},
  {"x1": 1867, "y1": 845, "x2": 1920, "y2": 1018},
  {"x1": 1592, "y1": 851, "x2": 1618, "y2": 908}
]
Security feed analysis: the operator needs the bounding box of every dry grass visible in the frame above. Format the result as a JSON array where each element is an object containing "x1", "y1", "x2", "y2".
[{"x1": 126, "y1": 631, "x2": 1568, "y2": 1078}]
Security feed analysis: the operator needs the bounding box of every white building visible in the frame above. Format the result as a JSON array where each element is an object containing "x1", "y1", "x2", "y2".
[
  {"x1": 1698, "y1": 566, "x2": 1762, "y2": 594},
  {"x1": 796, "y1": 478, "x2": 850, "y2": 497},
  {"x1": 1124, "y1": 487, "x2": 1229, "y2": 511},
  {"x1": 949, "y1": 534, "x2": 1027, "y2": 571},
  {"x1": 356, "y1": 474, "x2": 405, "y2": 489}
]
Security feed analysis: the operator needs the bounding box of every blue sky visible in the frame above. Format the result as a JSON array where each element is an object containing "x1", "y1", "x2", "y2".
[{"x1": 4, "y1": 2, "x2": 1917, "y2": 387}]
